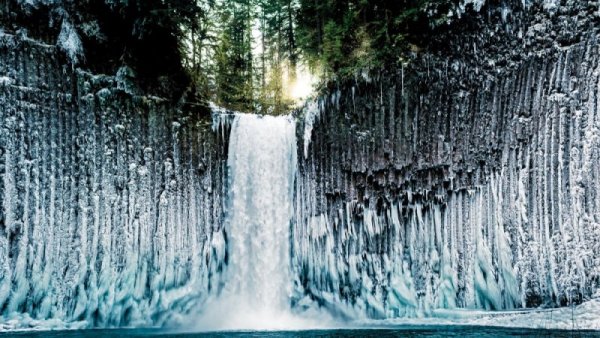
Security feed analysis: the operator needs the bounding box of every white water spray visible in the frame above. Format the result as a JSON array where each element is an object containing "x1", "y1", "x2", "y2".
[{"x1": 197, "y1": 113, "x2": 302, "y2": 330}]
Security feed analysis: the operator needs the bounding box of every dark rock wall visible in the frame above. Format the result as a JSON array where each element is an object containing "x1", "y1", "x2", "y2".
[
  {"x1": 294, "y1": 0, "x2": 600, "y2": 317},
  {"x1": 1, "y1": 0, "x2": 600, "y2": 328},
  {"x1": 0, "y1": 33, "x2": 228, "y2": 327}
]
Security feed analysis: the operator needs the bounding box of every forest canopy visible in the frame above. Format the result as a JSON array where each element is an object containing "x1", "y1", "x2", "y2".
[{"x1": 0, "y1": 0, "x2": 461, "y2": 113}]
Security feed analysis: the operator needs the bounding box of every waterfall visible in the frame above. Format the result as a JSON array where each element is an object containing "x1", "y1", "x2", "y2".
[
  {"x1": 198, "y1": 113, "x2": 300, "y2": 330},
  {"x1": 3, "y1": 3, "x2": 600, "y2": 329}
]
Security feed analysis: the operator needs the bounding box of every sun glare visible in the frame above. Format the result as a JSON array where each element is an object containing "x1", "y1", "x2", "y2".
[{"x1": 286, "y1": 63, "x2": 319, "y2": 106}]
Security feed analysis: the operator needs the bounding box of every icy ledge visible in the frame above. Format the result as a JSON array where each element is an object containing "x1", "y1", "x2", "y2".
[
  {"x1": 2, "y1": 299, "x2": 599, "y2": 332},
  {"x1": 365, "y1": 298, "x2": 600, "y2": 331},
  {"x1": 0, "y1": 314, "x2": 87, "y2": 331}
]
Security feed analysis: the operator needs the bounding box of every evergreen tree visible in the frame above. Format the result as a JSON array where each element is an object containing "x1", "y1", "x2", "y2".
[
  {"x1": 296, "y1": 0, "x2": 458, "y2": 76},
  {"x1": 2, "y1": 0, "x2": 462, "y2": 110},
  {"x1": 213, "y1": 0, "x2": 255, "y2": 111}
]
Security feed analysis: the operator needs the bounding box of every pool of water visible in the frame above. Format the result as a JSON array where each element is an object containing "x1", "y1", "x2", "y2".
[{"x1": 1, "y1": 326, "x2": 600, "y2": 337}]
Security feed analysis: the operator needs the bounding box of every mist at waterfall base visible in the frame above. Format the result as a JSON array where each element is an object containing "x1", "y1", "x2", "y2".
[
  {"x1": 3, "y1": 327, "x2": 600, "y2": 338},
  {"x1": 194, "y1": 113, "x2": 335, "y2": 331}
]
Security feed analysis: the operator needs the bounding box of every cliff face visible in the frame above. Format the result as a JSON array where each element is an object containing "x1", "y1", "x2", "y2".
[
  {"x1": 294, "y1": 0, "x2": 600, "y2": 317},
  {"x1": 1, "y1": 0, "x2": 600, "y2": 329},
  {"x1": 0, "y1": 33, "x2": 228, "y2": 327}
]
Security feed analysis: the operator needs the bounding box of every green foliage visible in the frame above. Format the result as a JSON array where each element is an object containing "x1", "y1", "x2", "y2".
[
  {"x1": 189, "y1": 0, "x2": 299, "y2": 114},
  {"x1": 1, "y1": 0, "x2": 203, "y2": 101},
  {"x1": 296, "y1": 0, "x2": 458, "y2": 76},
  {"x1": 2, "y1": 0, "x2": 460, "y2": 108},
  {"x1": 211, "y1": 0, "x2": 255, "y2": 112}
]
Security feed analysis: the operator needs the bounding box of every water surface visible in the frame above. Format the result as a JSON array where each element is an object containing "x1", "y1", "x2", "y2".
[{"x1": 1, "y1": 326, "x2": 600, "y2": 337}]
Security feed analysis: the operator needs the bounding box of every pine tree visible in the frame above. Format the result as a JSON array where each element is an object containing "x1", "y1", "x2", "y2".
[{"x1": 213, "y1": 0, "x2": 255, "y2": 111}]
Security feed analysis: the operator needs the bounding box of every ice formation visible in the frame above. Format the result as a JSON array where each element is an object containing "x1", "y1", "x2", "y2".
[
  {"x1": 1, "y1": 0, "x2": 600, "y2": 332},
  {"x1": 293, "y1": 173, "x2": 528, "y2": 318},
  {"x1": 0, "y1": 35, "x2": 228, "y2": 327},
  {"x1": 57, "y1": 19, "x2": 83, "y2": 64},
  {"x1": 301, "y1": 99, "x2": 322, "y2": 159},
  {"x1": 294, "y1": 37, "x2": 600, "y2": 322}
]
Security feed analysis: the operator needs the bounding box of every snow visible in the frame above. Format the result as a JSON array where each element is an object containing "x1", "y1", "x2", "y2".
[
  {"x1": 209, "y1": 103, "x2": 238, "y2": 142},
  {"x1": 17, "y1": 0, "x2": 55, "y2": 6},
  {"x1": 115, "y1": 66, "x2": 139, "y2": 95},
  {"x1": 462, "y1": 0, "x2": 486, "y2": 12},
  {"x1": 0, "y1": 313, "x2": 87, "y2": 331},
  {"x1": 57, "y1": 19, "x2": 83, "y2": 64},
  {"x1": 0, "y1": 82, "x2": 225, "y2": 330},
  {"x1": 455, "y1": 0, "x2": 486, "y2": 17},
  {"x1": 541, "y1": 0, "x2": 559, "y2": 11},
  {"x1": 456, "y1": 0, "x2": 560, "y2": 17},
  {"x1": 302, "y1": 99, "x2": 322, "y2": 159},
  {"x1": 458, "y1": 0, "x2": 560, "y2": 13},
  {"x1": 0, "y1": 76, "x2": 14, "y2": 86},
  {"x1": 463, "y1": 299, "x2": 600, "y2": 330},
  {"x1": 210, "y1": 103, "x2": 232, "y2": 130},
  {"x1": 368, "y1": 298, "x2": 600, "y2": 331}
]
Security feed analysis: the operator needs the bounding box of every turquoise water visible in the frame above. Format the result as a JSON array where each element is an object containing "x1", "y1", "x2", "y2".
[{"x1": 1, "y1": 327, "x2": 600, "y2": 337}]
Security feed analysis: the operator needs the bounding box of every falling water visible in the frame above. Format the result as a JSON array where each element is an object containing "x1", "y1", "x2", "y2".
[{"x1": 198, "y1": 113, "x2": 300, "y2": 330}]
